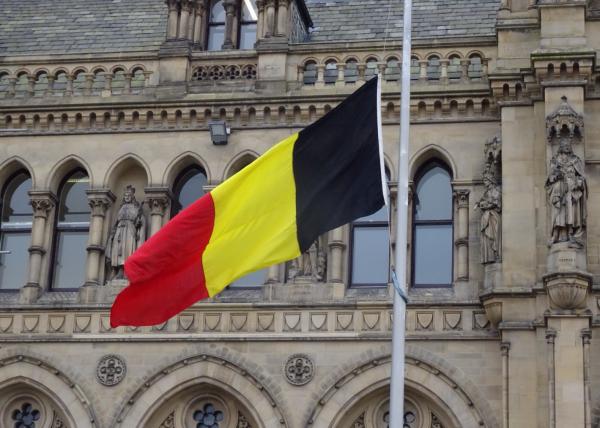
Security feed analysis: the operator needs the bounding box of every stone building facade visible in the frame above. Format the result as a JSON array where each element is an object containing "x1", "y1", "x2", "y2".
[{"x1": 1, "y1": 0, "x2": 600, "y2": 427}]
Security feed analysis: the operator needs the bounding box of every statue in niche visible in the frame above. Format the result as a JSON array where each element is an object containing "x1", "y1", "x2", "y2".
[
  {"x1": 106, "y1": 185, "x2": 146, "y2": 280},
  {"x1": 546, "y1": 135, "x2": 587, "y2": 248},
  {"x1": 288, "y1": 237, "x2": 327, "y2": 282},
  {"x1": 476, "y1": 136, "x2": 502, "y2": 264}
]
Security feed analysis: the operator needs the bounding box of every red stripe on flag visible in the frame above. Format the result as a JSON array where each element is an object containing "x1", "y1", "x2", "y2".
[{"x1": 110, "y1": 193, "x2": 215, "y2": 327}]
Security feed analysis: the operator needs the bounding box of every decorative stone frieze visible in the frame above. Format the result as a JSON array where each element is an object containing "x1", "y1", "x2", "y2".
[
  {"x1": 284, "y1": 354, "x2": 314, "y2": 385},
  {"x1": 96, "y1": 354, "x2": 127, "y2": 386}
]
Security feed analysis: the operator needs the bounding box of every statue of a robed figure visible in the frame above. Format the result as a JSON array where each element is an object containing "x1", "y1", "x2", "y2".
[
  {"x1": 106, "y1": 185, "x2": 146, "y2": 280},
  {"x1": 545, "y1": 136, "x2": 587, "y2": 248}
]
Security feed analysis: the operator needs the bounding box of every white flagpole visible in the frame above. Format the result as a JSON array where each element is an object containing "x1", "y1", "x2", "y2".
[{"x1": 390, "y1": 0, "x2": 412, "y2": 425}]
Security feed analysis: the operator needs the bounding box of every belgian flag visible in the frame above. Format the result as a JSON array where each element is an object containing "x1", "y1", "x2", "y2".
[{"x1": 110, "y1": 76, "x2": 387, "y2": 327}]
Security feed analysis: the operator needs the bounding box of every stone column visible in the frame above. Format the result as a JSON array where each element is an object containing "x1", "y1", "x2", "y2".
[
  {"x1": 297, "y1": 65, "x2": 304, "y2": 85},
  {"x1": 186, "y1": 0, "x2": 197, "y2": 40},
  {"x1": 145, "y1": 188, "x2": 172, "y2": 236},
  {"x1": 166, "y1": 0, "x2": 180, "y2": 40},
  {"x1": 440, "y1": 59, "x2": 449, "y2": 83},
  {"x1": 123, "y1": 72, "x2": 132, "y2": 95},
  {"x1": 27, "y1": 75, "x2": 35, "y2": 97},
  {"x1": 222, "y1": 0, "x2": 237, "y2": 49},
  {"x1": 267, "y1": 263, "x2": 280, "y2": 283},
  {"x1": 265, "y1": 0, "x2": 276, "y2": 37},
  {"x1": 194, "y1": 0, "x2": 208, "y2": 47},
  {"x1": 65, "y1": 74, "x2": 74, "y2": 96},
  {"x1": 276, "y1": 0, "x2": 290, "y2": 37},
  {"x1": 461, "y1": 59, "x2": 470, "y2": 81},
  {"x1": 83, "y1": 73, "x2": 94, "y2": 96},
  {"x1": 418, "y1": 60, "x2": 428, "y2": 81},
  {"x1": 546, "y1": 329, "x2": 556, "y2": 428},
  {"x1": 6, "y1": 76, "x2": 16, "y2": 98},
  {"x1": 315, "y1": 64, "x2": 325, "y2": 88},
  {"x1": 45, "y1": 75, "x2": 55, "y2": 96},
  {"x1": 22, "y1": 192, "x2": 56, "y2": 302},
  {"x1": 582, "y1": 329, "x2": 592, "y2": 428},
  {"x1": 84, "y1": 190, "x2": 115, "y2": 287},
  {"x1": 178, "y1": 0, "x2": 192, "y2": 39},
  {"x1": 256, "y1": 0, "x2": 265, "y2": 39},
  {"x1": 454, "y1": 189, "x2": 469, "y2": 280},
  {"x1": 328, "y1": 226, "x2": 345, "y2": 283},
  {"x1": 104, "y1": 73, "x2": 113, "y2": 92},
  {"x1": 500, "y1": 342, "x2": 510, "y2": 428},
  {"x1": 336, "y1": 63, "x2": 345, "y2": 87}
]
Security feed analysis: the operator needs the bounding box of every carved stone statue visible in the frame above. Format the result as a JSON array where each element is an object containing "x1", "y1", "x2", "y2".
[
  {"x1": 288, "y1": 237, "x2": 327, "y2": 282},
  {"x1": 545, "y1": 136, "x2": 587, "y2": 248},
  {"x1": 476, "y1": 136, "x2": 502, "y2": 264},
  {"x1": 106, "y1": 185, "x2": 146, "y2": 280}
]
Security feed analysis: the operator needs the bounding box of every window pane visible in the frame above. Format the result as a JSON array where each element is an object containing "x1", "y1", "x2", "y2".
[
  {"x1": 2, "y1": 173, "x2": 32, "y2": 223},
  {"x1": 303, "y1": 62, "x2": 317, "y2": 85},
  {"x1": 210, "y1": 0, "x2": 225, "y2": 22},
  {"x1": 415, "y1": 166, "x2": 452, "y2": 220},
  {"x1": 357, "y1": 205, "x2": 388, "y2": 222},
  {"x1": 239, "y1": 23, "x2": 257, "y2": 49},
  {"x1": 345, "y1": 60, "x2": 358, "y2": 83},
  {"x1": 0, "y1": 232, "x2": 30, "y2": 289},
  {"x1": 59, "y1": 171, "x2": 90, "y2": 222},
  {"x1": 52, "y1": 231, "x2": 88, "y2": 289},
  {"x1": 324, "y1": 62, "x2": 337, "y2": 84},
  {"x1": 174, "y1": 168, "x2": 207, "y2": 213},
  {"x1": 352, "y1": 227, "x2": 389, "y2": 285},
  {"x1": 230, "y1": 268, "x2": 267, "y2": 287},
  {"x1": 414, "y1": 224, "x2": 452, "y2": 285},
  {"x1": 241, "y1": 0, "x2": 258, "y2": 21},
  {"x1": 208, "y1": 25, "x2": 225, "y2": 51}
]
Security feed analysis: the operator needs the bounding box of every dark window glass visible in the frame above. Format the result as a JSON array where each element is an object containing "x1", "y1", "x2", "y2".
[
  {"x1": 52, "y1": 170, "x2": 90, "y2": 289},
  {"x1": 303, "y1": 62, "x2": 317, "y2": 85},
  {"x1": 345, "y1": 60, "x2": 358, "y2": 83},
  {"x1": 412, "y1": 163, "x2": 453, "y2": 287},
  {"x1": 239, "y1": 0, "x2": 257, "y2": 49},
  {"x1": 410, "y1": 57, "x2": 420, "y2": 80},
  {"x1": 385, "y1": 57, "x2": 401, "y2": 81},
  {"x1": 468, "y1": 55, "x2": 483, "y2": 79},
  {"x1": 172, "y1": 166, "x2": 207, "y2": 215},
  {"x1": 448, "y1": 56, "x2": 461, "y2": 80},
  {"x1": 0, "y1": 172, "x2": 32, "y2": 290},
  {"x1": 324, "y1": 61, "x2": 337, "y2": 84},
  {"x1": 208, "y1": 0, "x2": 226, "y2": 51},
  {"x1": 427, "y1": 56, "x2": 441, "y2": 80}
]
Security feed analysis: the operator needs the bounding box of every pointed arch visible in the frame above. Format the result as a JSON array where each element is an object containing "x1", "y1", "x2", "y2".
[
  {"x1": 114, "y1": 352, "x2": 288, "y2": 428},
  {"x1": 409, "y1": 144, "x2": 457, "y2": 181},
  {"x1": 102, "y1": 153, "x2": 151, "y2": 189},
  {"x1": 46, "y1": 155, "x2": 93, "y2": 193},
  {"x1": 0, "y1": 156, "x2": 36, "y2": 189},
  {"x1": 0, "y1": 354, "x2": 96, "y2": 428},
  {"x1": 163, "y1": 151, "x2": 211, "y2": 186},
  {"x1": 307, "y1": 344, "x2": 498, "y2": 428},
  {"x1": 222, "y1": 150, "x2": 260, "y2": 181}
]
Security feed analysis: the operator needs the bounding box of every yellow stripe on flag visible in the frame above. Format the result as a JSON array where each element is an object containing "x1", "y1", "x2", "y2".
[{"x1": 203, "y1": 133, "x2": 302, "y2": 296}]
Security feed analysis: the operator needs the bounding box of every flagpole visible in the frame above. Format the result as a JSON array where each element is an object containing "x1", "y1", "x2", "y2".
[{"x1": 390, "y1": 0, "x2": 412, "y2": 425}]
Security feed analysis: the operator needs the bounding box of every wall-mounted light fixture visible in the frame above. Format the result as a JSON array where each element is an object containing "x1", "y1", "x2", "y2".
[{"x1": 208, "y1": 121, "x2": 230, "y2": 145}]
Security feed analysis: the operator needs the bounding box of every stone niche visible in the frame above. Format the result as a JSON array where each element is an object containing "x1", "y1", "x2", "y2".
[{"x1": 543, "y1": 95, "x2": 591, "y2": 310}]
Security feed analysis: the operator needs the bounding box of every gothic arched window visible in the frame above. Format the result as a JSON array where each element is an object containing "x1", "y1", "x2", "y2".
[
  {"x1": 51, "y1": 169, "x2": 90, "y2": 289},
  {"x1": 350, "y1": 170, "x2": 390, "y2": 287},
  {"x1": 172, "y1": 166, "x2": 208, "y2": 216},
  {"x1": 208, "y1": 0, "x2": 226, "y2": 51},
  {"x1": 0, "y1": 171, "x2": 32, "y2": 289},
  {"x1": 412, "y1": 161, "x2": 453, "y2": 287}
]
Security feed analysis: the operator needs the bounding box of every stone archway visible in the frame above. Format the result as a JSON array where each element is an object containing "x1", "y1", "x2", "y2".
[
  {"x1": 0, "y1": 355, "x2": 97, "y2": 428},
  {"x1": 307, "y1": 346, "x2": 499, "y2": 428},
  {"x1": 115, "y1": 354, "x2": 287, "y2": 428}
]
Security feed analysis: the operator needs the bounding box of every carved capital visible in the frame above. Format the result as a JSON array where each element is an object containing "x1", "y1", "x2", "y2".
[
  {"x1": 144, "y1": 187, "x2": 172, "y2": 216},
  {"x1": 581, "y1": 328, "x2": 592, "y2": 345},
  {"x1": 453, "y1": 189, "x2": 470, "y2": 207},
  {"x1": 500, "y1": 341, "x2": 510, "y2": 356},
  {"x1": 87, "y1": 189, "x2": 116, "y2": 217},
  {"x1": 28, "y1": 191, "x2": 57, "y2": 218},
  {"x1": 546, "y1": 328, "x2": 557, "y2": 344}
]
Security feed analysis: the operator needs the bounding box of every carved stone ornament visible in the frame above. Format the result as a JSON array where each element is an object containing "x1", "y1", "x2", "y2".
[
  {"x1": 546, "y1": 96, "x2": 584, "y2": 142},
  {"x1": 475, "y1": 135, "x2": 502, "y2": 264},
  {"x1": 284, "y1": 353, "x2": 314, "y2": 386},
  {"x1": 288, "y1": 236, "x2": 327, "y2": 282},
  {"x1": 96, "y1": 354, "x2": 127, "y2": 386},
  {"x1": 106, "y1": 185, "x2": 146, "y2": 280}
]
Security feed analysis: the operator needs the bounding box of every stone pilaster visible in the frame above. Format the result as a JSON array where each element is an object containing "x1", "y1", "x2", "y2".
[
  {"x1": 22, "y1": 191, "x2": 56, "y2": 303},
  {"x1": 454, "y1": 189, "x2": 469, "y2": 281},
  {"x1": 265, "y1": 0, "x2": 276, "y2": 37},
  {"x1": 256, "y1": 0, "x2": 265, "y2": 39},
  {"x1": 222, "y1": 0, "x2": 238, "y2": 49},
  {"x1": 145, "y1": 188, "x2": 172, "y2": 236},
  {"x1": 276, "y1": 0, "x2": 290, "y2": 37},
  {"x1": 328, "y1": 226, "x2": 345, "y2": 283},
  {"x1": 193, "y1": 0, "x2": 208, "y2": 47},
  {"x1": 166, "y1": 0, "x2": 180, "y2": 40}
]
